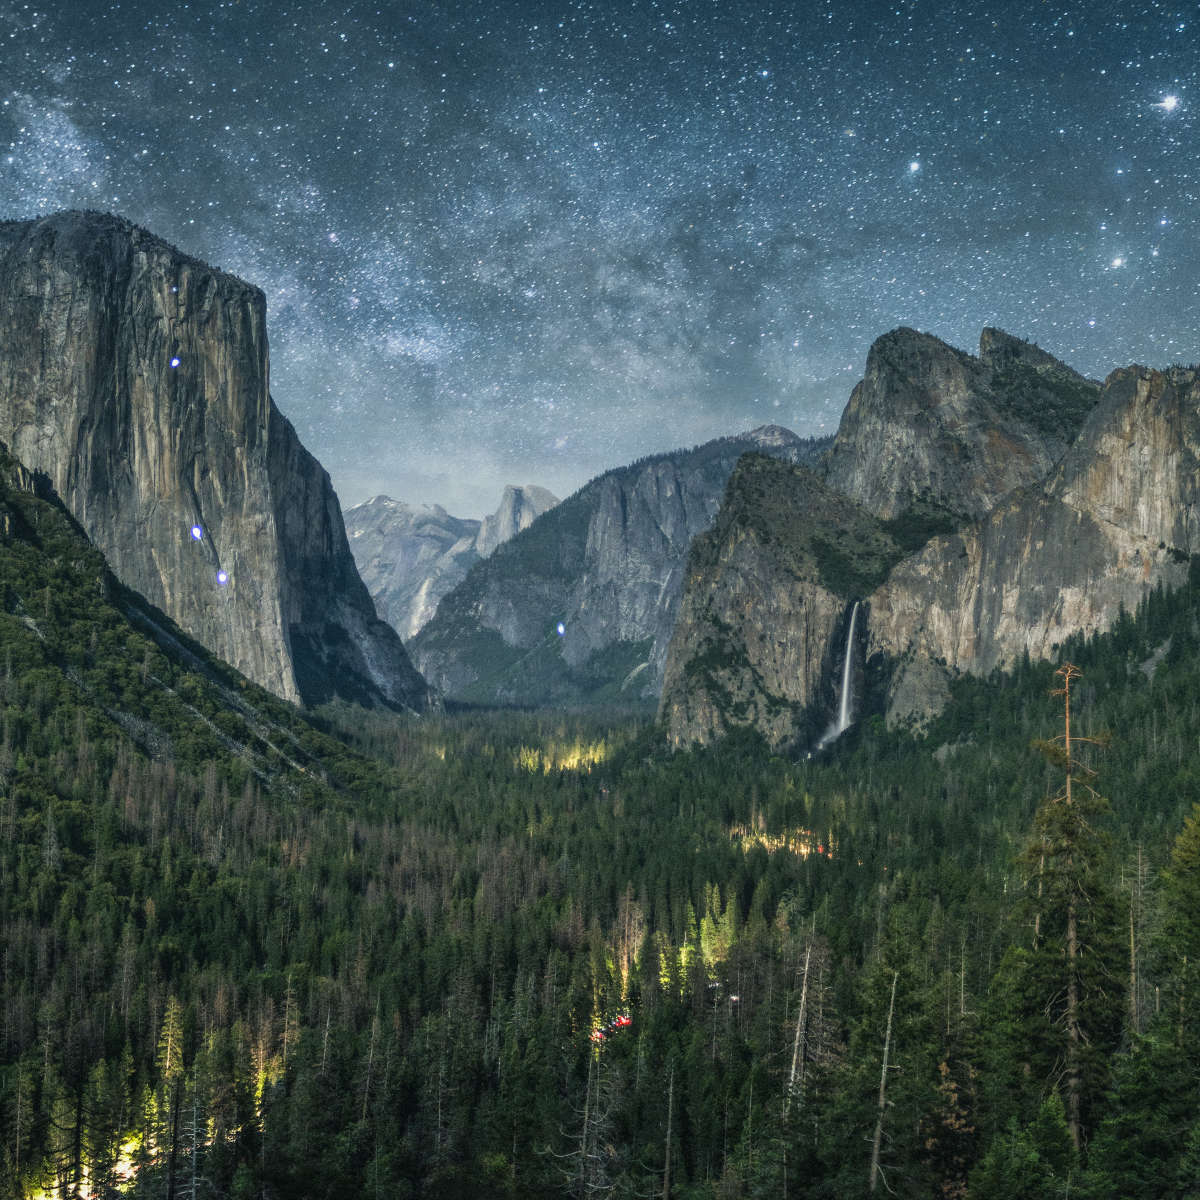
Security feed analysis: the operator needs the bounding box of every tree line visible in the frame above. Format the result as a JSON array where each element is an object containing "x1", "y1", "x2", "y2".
[{"x1": 2, "y1": 458, "x2": 1200, "y2": 1196}]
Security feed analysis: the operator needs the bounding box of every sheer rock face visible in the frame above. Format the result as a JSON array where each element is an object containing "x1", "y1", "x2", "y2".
[
  {"x1": 868, "y1": 364, "x2": 1199, "y2": 723},
  {"x1": 0, "y1": 210, "x2": 427, "y2": 710},
  {"x1": 823, "y1": 326, "x2": 1100, "y2": 520},
  {"x1": 659, "y1": 455, "x2": 896, "y2": 750},
  {"x1": 409, "y1": 426, "x2": 830, "y2": 706},
  {"x1": 662, "y1": 330, "x2": 1194, "y2": 748},
  {"x1": 345, "y1": 485, "x2": 559, "y2": 641}
]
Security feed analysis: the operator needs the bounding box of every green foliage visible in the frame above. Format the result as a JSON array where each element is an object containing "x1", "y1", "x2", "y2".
[
  {"x1": 5, "y1": 446, "x2": 1200, "y2": 1196},
  {"x1": 988, "y1": 360, "x2": 1101, "y2": 446},
  {"x1": 968, "y1": 1095, "x2": 1076, "y2": 1199},
  {"x1": 809, "y1": 531, "x2": 895, "y2": 597},
  {"x1": 1085, "y1": 1033, "x2": 1197, "y2": 1199},
  {"x1": 716, "y1": 453, "x2": 904, "y2": 599},
  {"x1": 880, "y1": 497, "x2": 964, "y2": 554}
]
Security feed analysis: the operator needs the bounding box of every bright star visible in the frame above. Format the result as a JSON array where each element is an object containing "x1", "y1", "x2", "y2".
[
  {"x1": 909, "y1": 160, "x2": 920, "y2": 173},
  {"x1": 190, "y1": 525, "x2": 203, "y2": 540},
  {"x1": 1111, "y1": 257, "x2": 1124, "y2": 268},
  {"x1": 1158, "y1": 95, "x2": 1179, "y2": 112},
  {"x1": 217, "y1": 570, "x2": 229, "y2": 585}
]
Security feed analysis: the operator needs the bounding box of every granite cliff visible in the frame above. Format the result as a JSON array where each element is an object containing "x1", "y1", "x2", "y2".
[
  {"x1": 659, "y1": 328, "x2": 1191, "y2": 751},
  {"x1": 410, "y1": 426, "x2": 830, "y2": 705},
  {"x1": 823, "y1": 326, "x2": 1100, "y2": 520},
  {"x1": 659, "y1": 454, "x2": 900, "y2": 748},
  {"x1": 868, "y1": 363, "x2": 1199, "y2": 724},
  {"x1": 476, "y1": 484, "x2": 560, "y2": 557},
  {"x1": 0, "y1": 210, "x2": 427, "y2": 711},
  {"x1": 345, "y1": 484, "x2": 559, "y2": 640}
]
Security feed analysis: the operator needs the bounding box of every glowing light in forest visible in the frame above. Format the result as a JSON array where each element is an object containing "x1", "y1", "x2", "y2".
[{"x1": 515, "y1": 739, "x2": 608, "y2": 773}]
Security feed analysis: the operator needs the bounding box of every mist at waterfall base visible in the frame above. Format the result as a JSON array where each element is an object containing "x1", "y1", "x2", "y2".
[{"x1": 813, "y1": 602, "x2": 861, "y2": 754}]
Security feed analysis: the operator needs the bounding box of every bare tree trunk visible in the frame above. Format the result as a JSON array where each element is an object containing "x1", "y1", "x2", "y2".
[
  {"x1": 745, "y1": 1075, "x2": 754, "y2": 1179},
  {"x1": 1061, "y1": 665, "x2": 1082, "y2": 1152},
  {"x1": 959, "y1": 933, "x2": 967, "y2": 1020},
  {"x1": 1129, "y1": 882, "x2": 1138, "y2": 1034},
  {"x1": 191, "y1": 1091, "x2": 199, "y2": 1200},
  {"x1": 662, "y1": 1065, "x2": 673, "y2": 1200},
  {"x1": 1033, "y1": 845, "x2": 1045, "y2": 948},
  {"x1": 13, "y1": 1067, "x2": 22, "y2": 1184},
  {"x1": 785, "y1": 943, "x2": 812, "y2": 1115},
  {"x1": 320, "y1": 1007, "x2": 331, "y2": 1077},
  {"x1": 868, "y1": 971, "x2": 899, "y2": 1195},
  {"x1": 1179, "y1": 955, "x2": 1188, "y2": 1048},
  {"x1": 1129, "y1": 843, "x2": 1145, "y2": 1034},
  {"x1": 362, "y1": 1009, "x2": 378, "y2": 1124},
  {"x1": 166, "y1": 1078, "x2": 182, "y2": 1200},
  {"x1": 1066, "y1": 898, "x2": 1081, "y2": 1152},
  {"x1": 577, "y1": 1052, "x2": 592, "y2": 1198}
]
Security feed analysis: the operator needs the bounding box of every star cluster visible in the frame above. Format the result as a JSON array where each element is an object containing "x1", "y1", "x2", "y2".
[{"x1": 1, "y1": 1, "x2": 1195, "y2": 513}]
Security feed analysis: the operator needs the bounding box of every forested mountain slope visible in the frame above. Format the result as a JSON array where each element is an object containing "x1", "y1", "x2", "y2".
[
  {"x1": 3, "y1": 418, "x2": 1200, "y2": 1198},
  {"x1": 410, "y1": 425, "x2": 829, "y2": 707}
]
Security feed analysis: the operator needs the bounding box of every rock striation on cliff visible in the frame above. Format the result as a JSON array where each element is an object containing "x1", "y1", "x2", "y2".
[
  {"x1": 868, "y1": 363, "x2": 1200, "y2": 724},
  {"x1": 345, "y1": 484, "x2": 559, "y2": 641},
  {"x1": 410, "y1": 426, "x2": 830, "y2": 706},
  {"x1": 661, "y1": 327, "x2": 1193, "y2": 750},
  {"x1": 0, "y1": 210, "x2": 428, "y2": 710}
]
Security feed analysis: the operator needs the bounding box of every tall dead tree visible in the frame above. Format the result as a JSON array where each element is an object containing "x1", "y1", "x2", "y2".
[
  {"x1": 1025, "y1": 662, "x2": 1114, "y2": 1154},
  {"x1": 868, "y1": 970, "x2": 899, "y2": 1195}
]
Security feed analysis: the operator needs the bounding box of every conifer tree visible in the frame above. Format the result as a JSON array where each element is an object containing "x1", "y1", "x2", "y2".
[{"x1": 1018, "y1": 664, "x2": 1122, "y2": 1153}]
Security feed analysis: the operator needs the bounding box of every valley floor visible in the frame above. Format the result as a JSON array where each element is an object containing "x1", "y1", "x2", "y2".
[{"x1": 4, "y1": 570, "x2": 1200, "y2": 1198}]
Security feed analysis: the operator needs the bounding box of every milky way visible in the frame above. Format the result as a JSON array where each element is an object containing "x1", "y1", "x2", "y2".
[{"x1": 1, "y1": 1, "x2": 1195, "y2": 513}]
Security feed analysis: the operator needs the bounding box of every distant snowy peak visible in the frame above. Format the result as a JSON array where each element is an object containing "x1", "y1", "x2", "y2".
[{"x1": 345, "y1": 484, "x2": 559, "y2": 640}]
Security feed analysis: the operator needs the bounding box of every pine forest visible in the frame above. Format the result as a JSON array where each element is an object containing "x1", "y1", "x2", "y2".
[{"x1": 1, "y1": 435, "x2": 1200, "y2": 1199}]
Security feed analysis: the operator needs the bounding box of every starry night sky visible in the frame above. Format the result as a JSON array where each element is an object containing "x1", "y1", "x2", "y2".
[{"x1": 1, "y1": 1, "x2": 1195, "y2": 515}]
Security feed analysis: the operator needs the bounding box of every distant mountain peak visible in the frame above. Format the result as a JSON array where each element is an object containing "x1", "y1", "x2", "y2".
[
  {"x1": 408, "y1": 429, "x2": 830, "y2": 707},
  {"x1": 345, "y1": 483, "x2": 559, "y2": 641},
  {"x1": 741, "y1": 424, "x2": 805, "y2": 447},
  {"x1": 476, "y1": 484, "x2": 560, "y2": 558}
]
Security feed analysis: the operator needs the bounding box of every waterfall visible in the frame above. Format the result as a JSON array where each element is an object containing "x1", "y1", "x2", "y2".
[
  {"x1": 814, "y1": 601, "x2": 860, "y2": 752},
  {"x1": 835, "y1": 601, "x2": 860, "y2": 734}
]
